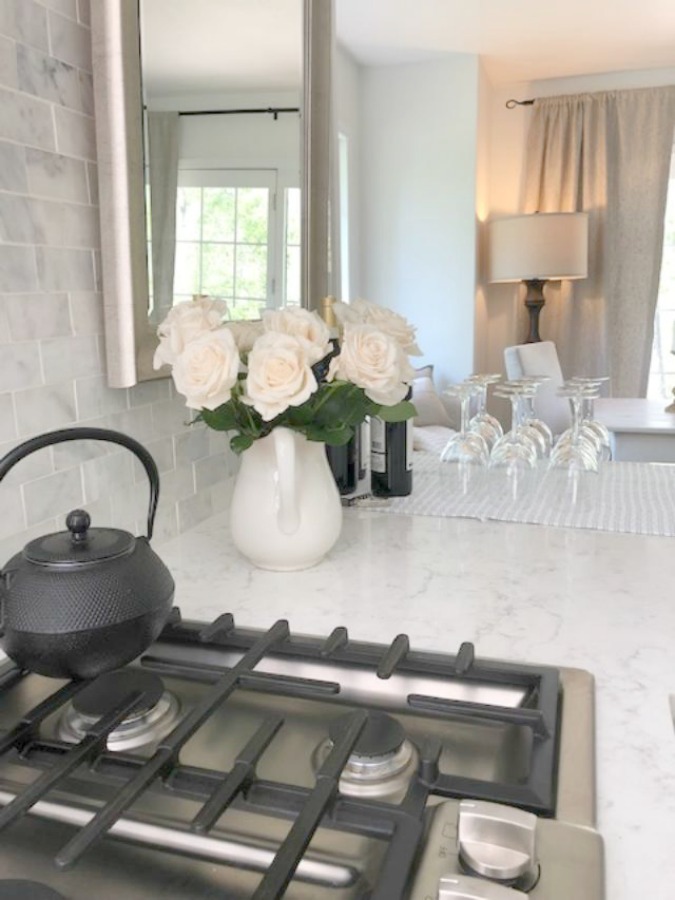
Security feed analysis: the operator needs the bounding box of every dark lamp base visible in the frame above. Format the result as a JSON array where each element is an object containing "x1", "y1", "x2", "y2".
[{"x1": 523, "y1": 278, "x2": 547, "y2": 343}]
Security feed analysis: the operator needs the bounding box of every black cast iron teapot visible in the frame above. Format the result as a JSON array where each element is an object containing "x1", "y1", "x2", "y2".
[{"x1": 0, "y1": 427, "x2": 175, "y2": 679}]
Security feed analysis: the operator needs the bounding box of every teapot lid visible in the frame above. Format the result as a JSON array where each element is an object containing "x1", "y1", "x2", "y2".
[{"x1": 24, "y1": 510, "x2": 135, "y2": 566}]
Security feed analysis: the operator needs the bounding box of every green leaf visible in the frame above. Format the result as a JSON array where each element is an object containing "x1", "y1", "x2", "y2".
[
  {"x1": 376, "y1": 400, "x2": 417, "y2": 422},
  {"x1": 286, "y1": 404, "x2": 315, "y2": 426},
  {"x1": 230, "y1": 433, "x2": 254, "y2": 454},
  {"x1": 201, "y1": 404, "x2": 240, "y2": 432},
  {"x1": 312, "y1": 383, "x2": 369, "y2": 429},
  {"x1": 305, "y1": 424, "x2": 353, "y2": 446}
]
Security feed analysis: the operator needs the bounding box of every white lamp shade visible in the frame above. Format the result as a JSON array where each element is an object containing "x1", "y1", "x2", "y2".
[{"x1": 489, "y1": 212, "x2": 589, "y2": 283}]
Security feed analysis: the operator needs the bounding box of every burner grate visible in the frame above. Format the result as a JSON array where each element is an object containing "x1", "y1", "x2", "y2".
[{"x1": 0, "y1": 609, "x2": 564, "y2": 899}]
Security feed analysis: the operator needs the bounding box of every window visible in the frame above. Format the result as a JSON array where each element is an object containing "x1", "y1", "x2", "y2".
[
  {"x1": 338, "y1": 132, "x2": 351, "y2": 302},
  {"x1": 283, "y1": 187, "x2": 301, "y2": 307},
  {"x1": 148, "y1": 169, "x2": 300, "y2": 320},
  {"x1": 648, "y1": 150, "x2": 675, "y2": 400}
]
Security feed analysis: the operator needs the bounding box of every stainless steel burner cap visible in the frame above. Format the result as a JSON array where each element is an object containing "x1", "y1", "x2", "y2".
[
  {"x1": 59, "y1": 670, "x2": 181, "y2": 751},
  {"x1": 315, "y1": 711, "x2": 419, "y2": 800}
]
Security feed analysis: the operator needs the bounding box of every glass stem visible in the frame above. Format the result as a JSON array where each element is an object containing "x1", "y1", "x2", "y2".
[
  {"x1": 476, "y1": 386, "x2": 487, "y2": 417},
  {"x1": 510, "y1": 395, "x2": 520, "y2": 430},
  {"x1": 570, "y1": 396, "x2": 582, "y2": 443},
  {"x1": 460, "y1": 394, "x2": 471, "y2": 433}
]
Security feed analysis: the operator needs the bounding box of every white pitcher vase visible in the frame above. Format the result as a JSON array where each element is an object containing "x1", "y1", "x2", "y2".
[{"x1": 229, "y1": 427, "x2": 343, "y2": 571}]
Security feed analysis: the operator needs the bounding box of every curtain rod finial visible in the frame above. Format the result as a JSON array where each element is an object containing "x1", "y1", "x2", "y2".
[{"x1": 506, "y1": 98, "x2": 535, "y2": 109}]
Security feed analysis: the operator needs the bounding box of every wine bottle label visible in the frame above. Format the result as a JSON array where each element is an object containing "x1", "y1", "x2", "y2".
[{"x1": 370, "y1": 417, "x2": 386, "y2": 473}]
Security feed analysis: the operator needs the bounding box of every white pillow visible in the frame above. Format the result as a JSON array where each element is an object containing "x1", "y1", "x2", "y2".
[{"x1": 412, "y1": 375, "x2": 453, "y2": 427}]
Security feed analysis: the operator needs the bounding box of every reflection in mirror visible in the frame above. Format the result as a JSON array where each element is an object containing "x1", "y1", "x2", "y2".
[
  {"x1": 92, "y1": 0, "x2": 331, "y2": 388},
  {"x1": 140, "y1": 0, "x2": 303, "y2": 327}
]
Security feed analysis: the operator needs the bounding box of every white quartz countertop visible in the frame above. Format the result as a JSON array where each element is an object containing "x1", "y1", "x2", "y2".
[{"x1": 159, "y1": 508, "x2": 675, "y2": 900}]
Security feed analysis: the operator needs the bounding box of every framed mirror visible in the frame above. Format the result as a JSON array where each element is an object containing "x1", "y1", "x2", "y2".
[{"x1": 92, "y1": 0, "x2": 332, "y2": 387}]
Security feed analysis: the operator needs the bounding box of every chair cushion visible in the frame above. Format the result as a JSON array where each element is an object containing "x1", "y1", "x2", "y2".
[
  {"x1": 503, "y1": 341, "x2": 571, "y2": 436},
  {"x1": 412, "y1": 374, "x2": 453, "y2": 427},
  {"x1": 516, "y1": 342, "x2": 565, "y2": 383}
]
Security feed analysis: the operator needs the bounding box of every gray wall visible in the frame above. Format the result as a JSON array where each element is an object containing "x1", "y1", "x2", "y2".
[{"x1": 0, "y1": 0, "x2": 236, "y2": 563}]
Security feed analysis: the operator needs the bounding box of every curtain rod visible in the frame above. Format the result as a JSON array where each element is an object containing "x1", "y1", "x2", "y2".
[
  {"x1": 177, "y1": 106, "x2": 300, "y2": 120},
  {"x1": 505, "y1": 98, "x2": 535, "y2": 109}
]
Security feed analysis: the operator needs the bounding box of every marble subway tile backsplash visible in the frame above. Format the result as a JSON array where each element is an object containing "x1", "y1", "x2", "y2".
[{"x1": 0, "y1": 0, "x2": 238, "y2": 565}]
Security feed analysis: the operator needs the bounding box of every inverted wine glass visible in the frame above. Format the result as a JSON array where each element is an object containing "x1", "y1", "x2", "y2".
[
  {"x1": 510, "y1": 376, "x2": 554, "y2": 458},
  {"x1": 569, "y1": 376, "x2": 612, "y2": 462},
  {"x1": 466, "y1": 373, "x2": 504, "y2": 451},
  {"x1": 489, "y1": 385, "x2": 539, "y2": 472},
  {"x1": 549, "y1": 384, "x2": 599, "y2": 472},
  {"x1": 440, "y1": 383, "x2": 489, "y2": 466}
]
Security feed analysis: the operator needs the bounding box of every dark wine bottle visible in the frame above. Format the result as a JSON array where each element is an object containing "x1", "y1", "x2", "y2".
[
  {"x1": 370, "y1": 400, "x2": 413, "y2": 498},
  {"x1": 319, "y1": 295, "x2": 359, "y2": 495},
  {"x1": 326, "y1": 428, "x2": 360, "y2": 495}
]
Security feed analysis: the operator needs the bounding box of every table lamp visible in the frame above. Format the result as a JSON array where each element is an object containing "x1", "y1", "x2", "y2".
[{"x1": 489, "y1": 212, "x2": 589, "y2": 343}]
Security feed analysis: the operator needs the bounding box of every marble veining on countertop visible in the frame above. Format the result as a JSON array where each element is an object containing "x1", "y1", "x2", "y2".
[{"x1": 159, "y1": 508, "x2": 675, "y2": 900}]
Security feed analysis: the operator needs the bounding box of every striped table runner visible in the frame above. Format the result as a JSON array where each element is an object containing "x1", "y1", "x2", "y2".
[{"x1": 355, "y1": 452, "x2": 675, "y2": 537}]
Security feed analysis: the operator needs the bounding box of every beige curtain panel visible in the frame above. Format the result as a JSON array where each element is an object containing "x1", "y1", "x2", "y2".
[
  {"x1": 147, "y1": 111, "x2": 180, "y2": 323},
  {"x1": 522, "y1": 86, "x2": 675, "y2": 397}
]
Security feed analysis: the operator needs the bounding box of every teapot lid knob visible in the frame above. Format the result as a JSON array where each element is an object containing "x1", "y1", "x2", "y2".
[
  {"x1": 66, "y1": 509, "x2": 91, "y2": 542},
  {"x1": 23, "y1": 511, "x2": 135, "y2": 566}
]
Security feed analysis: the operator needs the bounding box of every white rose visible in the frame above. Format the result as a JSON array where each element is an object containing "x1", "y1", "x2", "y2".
[
  {"x1": 171, "y1": 327, "x2": 240, "y2": 411},
  {"x1": 350, "y1": 299, "x2": 422, "y2": 356},
  {"x1": 242, "y1": 332, "x2": 318, "y2": 421},
  {"x1": 224, "y1": 319, "x2": 264, "y2": 354},
  {"x1": 336, "y1": 323, "x2": 415, "y2": 406},
  {"x1": 262, "y1": 308, "x2": 331, "y2": 364},
  {"x1": 153, "y1": 296, "x2": 230, "y2": 369}
]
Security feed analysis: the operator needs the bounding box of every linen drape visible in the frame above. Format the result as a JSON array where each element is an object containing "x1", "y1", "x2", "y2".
[
  {"x1": 522, "y1": 87, "x2": 675, "y2": 396},
  {"x1": 147, "y1": 111, "x2": 180, "y2": 322}
]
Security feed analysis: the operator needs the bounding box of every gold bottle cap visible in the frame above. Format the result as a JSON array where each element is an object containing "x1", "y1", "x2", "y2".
[{"x1": 321, "y1": 295, "x2": 337, "y2": 328}]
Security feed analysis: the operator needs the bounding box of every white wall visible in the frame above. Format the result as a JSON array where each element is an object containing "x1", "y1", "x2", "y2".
[
  {"x1": 148, "y1": 89, "x2": 301, "y2": 179},
  {"x1": 337, "y1": 54, "x2": 481, "y2": 390},
  {"x1": 334, "y1": 47, "x2": 362, "y2": 302}
]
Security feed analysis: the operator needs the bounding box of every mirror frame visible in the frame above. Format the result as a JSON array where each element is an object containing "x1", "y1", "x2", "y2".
[{"x1": 91, "y1": 0, "x2": 332, "y2": 388}]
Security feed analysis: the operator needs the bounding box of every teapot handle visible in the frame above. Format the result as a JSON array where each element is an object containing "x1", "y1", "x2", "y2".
[
  {"x1": 273, "y1": 428, "x2": 300, "y2": 535},
  {"x1": 0, "y1": 427, "x2": 160, "y2": 540}
]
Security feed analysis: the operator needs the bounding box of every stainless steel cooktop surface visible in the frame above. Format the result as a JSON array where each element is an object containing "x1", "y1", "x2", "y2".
[{"x1": 0, "y1": 612, "x2": 604, "y2": 899}]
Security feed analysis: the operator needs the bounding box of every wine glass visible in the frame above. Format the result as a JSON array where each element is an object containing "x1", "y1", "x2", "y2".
[
  {"x1": 510, "y1": 376, "x2": 554, "y2": 458},
  {"x1": 440, "y1": 383, "x2": 490, "y2": 466},
  {"x1": 549, "y1": 384, "x2": 600, "y2": 472},
  {"x1": 489, "y1": 385, "x2": 539, "y2": 471},
  {"x1": 569, "y1": 376, "x2": 612, "y2": 462},
  {"x1": 466, "y1": 374, "x2": 504, "y2": 451}
]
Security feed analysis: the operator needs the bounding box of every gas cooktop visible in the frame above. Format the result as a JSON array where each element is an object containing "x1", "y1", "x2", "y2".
[{"x1": 0, "y1": 610, "x2": 604, "y2": 898}]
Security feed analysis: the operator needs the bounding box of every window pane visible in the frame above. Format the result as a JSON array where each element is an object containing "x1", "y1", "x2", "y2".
[
  {"x1": 174, "y1": 242, "x2": 200, "y2": 295},
  {"x1": 236, "y1": 188, "x2": 269, "y2": 244},
  {"x1": 286, "y1": 187, "x2": 301, "y2": 245},
  {"x1": 235, "y1": 245, "x2": 267, "y2": 299},
  {"x1": 203, "y1": 187, "x2": 236, "y2": 242},
  {"x1": 201, "y1": 243, "x2": 235, "y2": 296},
  {"x1": 285, "y1": 245, "x2": 301, "y2": 305},
  {"x1": 656, "y1": 310, "x2": 675, "y2": 360},
  {"x1": 176, "y1": 187, "x2": 202, "y2": 241},
  {"x1": 649, "y1": 156, "x2": 675, "y2": 400},
  {"x1": 230, "y1": 298, "x2": 266, "y2": 320}
]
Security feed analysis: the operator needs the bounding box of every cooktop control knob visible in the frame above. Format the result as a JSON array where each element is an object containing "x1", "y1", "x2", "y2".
[
  {"x1": 457, "y1": 800, "x2": 537, "y2": 884},
  {"x1": 438, "y1": 874, "x2": 528, "y2": 899}
]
